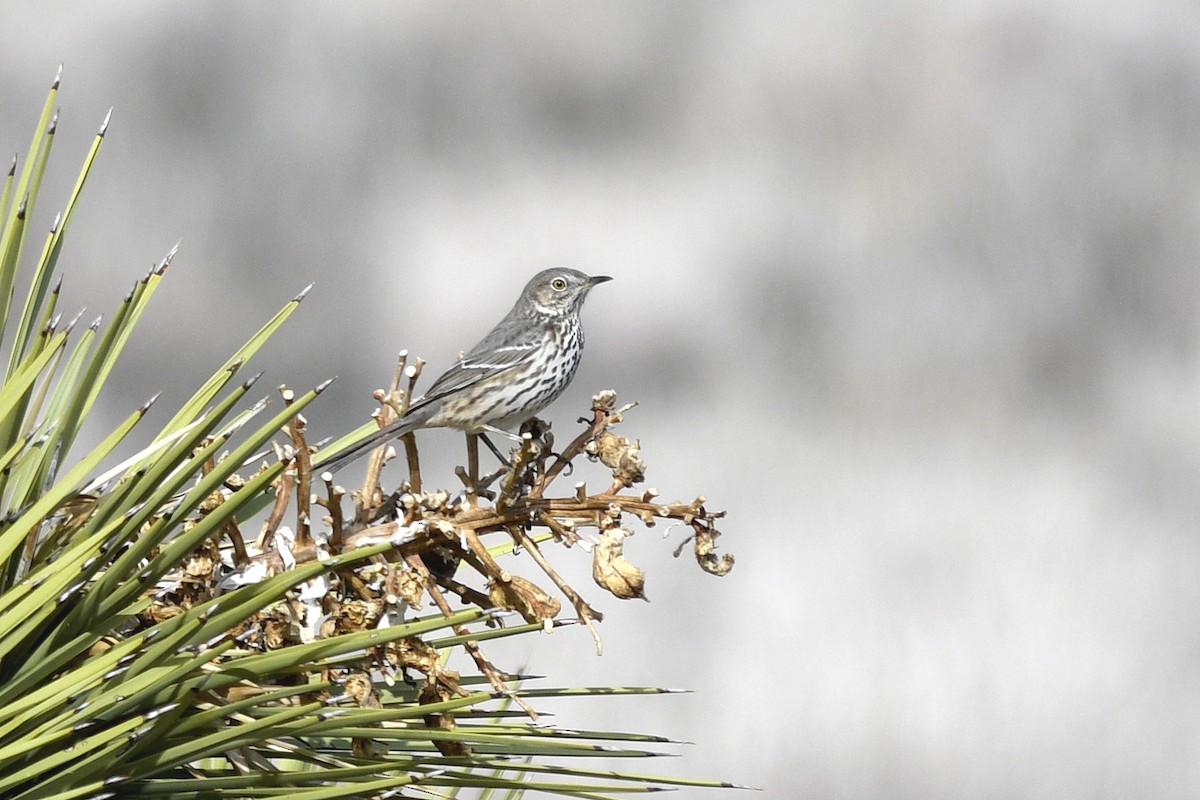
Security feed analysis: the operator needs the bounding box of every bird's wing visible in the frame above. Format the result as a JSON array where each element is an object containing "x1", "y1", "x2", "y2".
[{"x1": 407, "y1": 322, "x2": 546, "y2": 412}]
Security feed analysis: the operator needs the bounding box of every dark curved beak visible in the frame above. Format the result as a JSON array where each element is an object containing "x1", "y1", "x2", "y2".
[{"x1": 587, "y1": 275, "x2": 613, "y2": 287}]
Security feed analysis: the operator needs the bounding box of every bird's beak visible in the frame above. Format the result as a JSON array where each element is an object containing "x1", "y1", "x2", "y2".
[{"x1": 587, "y1": 275, "x2": 613, "y2": 287}]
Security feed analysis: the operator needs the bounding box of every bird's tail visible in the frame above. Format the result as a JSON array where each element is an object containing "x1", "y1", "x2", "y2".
[{"x1": 313, "y1": 411, "x2": 427, "y2": 474}]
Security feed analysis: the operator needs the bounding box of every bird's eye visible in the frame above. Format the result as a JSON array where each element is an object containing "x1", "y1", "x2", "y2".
[{"x1": 551, "y1": 277, "x2": 567, "y2": 291}]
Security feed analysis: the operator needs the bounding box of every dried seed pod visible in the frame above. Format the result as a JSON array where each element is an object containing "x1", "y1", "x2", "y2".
[
  {"x1": 420, "y1": 679, "x2": 471, "y2": 756},
  {"x1": 389, "y1": 560, "x2": 428, "y2": 606},
  {"x1": 587, "y1": 430, "x2": 646, "y2": 487},
  {"x1": 388, "y1": 637, "x2": 442, "y2": 675},
  {"x1": 263, "y1": 616, "x2": 292, "y2": 649},
  {"x1": 183, "y1": 552, "x2": 215, "y2": 578},
  {"x1": 345, "y1": 671, "x2": 386, "y2": 757},
  {"x1": 592, "y1": 390, "x2": 618, "y2": 412},
  {"x1": 591, "y1": 528, "x2": 647, "y2": 601},
  {"x1": 338, "y1": 598, "x2": 378, "y2": 631},
  {"x1": 343, "y1": 671, "x2": 381, "y2": 708},
  {"x1": 688, "y1": 523, "x2": 736, "y2": 577},
  {"x1": 488, "y1": 574, "x2": 562, "y2": 624}
]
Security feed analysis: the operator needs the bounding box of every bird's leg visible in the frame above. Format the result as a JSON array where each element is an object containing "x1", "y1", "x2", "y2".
[
  {"x1": 466, "y1": 433, "x2": 480, "y2": 504},
  {"x1": 478, "y1": 431, "x2": 512, "y2": 466},
  {"x1": 480, "y1": 424, "x2": 522, "y2": 443}
]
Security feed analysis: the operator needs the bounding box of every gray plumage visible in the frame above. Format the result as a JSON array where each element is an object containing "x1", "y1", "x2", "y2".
[{"x1": 320, "y1": 268, "x2": 610, "y2": 472}]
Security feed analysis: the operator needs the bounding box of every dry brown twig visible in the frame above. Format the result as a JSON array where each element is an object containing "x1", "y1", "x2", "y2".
[
  {"x1": 147, "y1": 382, "x2": 733, "y2": 728},
  {"x1": 280, "y1": 386, "x2": 313, "y2": 547},
  {"x1": 330, "y1": 389, "x2": 733, "y2": 639}
]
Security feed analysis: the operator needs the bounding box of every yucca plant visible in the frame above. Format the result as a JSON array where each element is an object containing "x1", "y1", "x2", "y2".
[{"x1": 0, "y1": 70, "x2": 737, "y2": 800}]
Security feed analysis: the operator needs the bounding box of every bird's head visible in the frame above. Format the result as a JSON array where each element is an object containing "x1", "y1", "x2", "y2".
[{"x1": 522, "y1": 268, "x2": 612, "y2": 316}]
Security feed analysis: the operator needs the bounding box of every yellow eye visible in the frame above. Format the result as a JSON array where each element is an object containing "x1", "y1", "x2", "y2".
[{"x1": 551, "y1": 277, "x2": 567, "y2": 291}]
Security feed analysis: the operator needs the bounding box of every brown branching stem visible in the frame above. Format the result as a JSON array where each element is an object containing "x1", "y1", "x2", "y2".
[
  {"x1": 244, "y1": 492, "x2": 723, "y2": 577},
  {"x1": 536, "y1": 510, "x2": 581, "y2": 546},
  {"x1": 406, "y1": 552, "x2": 539, "y2": 719},
  {"x1": 198, "y1": 450, "x2": 251, "y2": 566},
  {"x1": 221, "y1": 518, "x2": 248, "y2": 566},
  {"x1": 317, "y1": 473, "x2": 345, "y2": 550},
  {"x1": 257, "y1": 467, "x2": 293, "y2": 550},
  {"x1": 161, "y1": 390, "x2": 732, "y2": 729},
  {"x1": 280, "y1": 386, "x2": 313, "y2": 548},
  {"x1": 528, "y1": 405, "x2": 611, "y2": 500},
  {"x1": 401, "y1": 433, "x2": 421, "y2": 495},
  {"x1": 507, "y1": 523, "x2": 604, "y2": 654},
  {"x1": 359, "y1": 355, "x2": 407, "y2": 519}
]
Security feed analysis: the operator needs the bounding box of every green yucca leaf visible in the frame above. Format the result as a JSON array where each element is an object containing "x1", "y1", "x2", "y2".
[
  {"x1": 0, "y1": 328, "x2": 67, "y2": 430},
  {"x1": 0, "y1": 196, "x2": 30, "y2": 365},
  {"x1": 72, "y1": 372, "x2": 263, "y2": 554},
  {"x1": 133, "y1": 762, "x2": 433, "y2": 793},
  {"x1": 295, "y1": 723, "x2": 637, "y2": 755},
  {"x1": 154, "y1": 283, "x2": 313, "y2": 442},
  {"x1": 0, "y1": 397, "x2": 153, "y2": 569},
  {"x1": 20, "y1": 309, "x2": 92, "y2": 435},
  {"x1": 509, "y1": 686, "x2": 685, "y2": 700},
  {"x1": 95, "y1": 610, "x2": 222, "y2": 689},
  {"x1": 19, "y1": 308, "x2": 71, "y2": 449},
  {"x1": 0, "y1": 579, "x2": 88, "y2": 671},
  {"x1": 0, "y1": 315, "x2": 97, "y2": 509},
  {"x1": 36, "y1": 310, "x2": 98, "y2": 433},
  {"x1": 116, "y1": 693, "x2": 194, "y2": 771},
  {"x1": 436, "y1": 724, "x2": 674, "y2": 746},
  {"x1": 14, "y1": 784, "x2": 107, "y2": 800},
  {"x1": 0, "y1": 70, "x2": 59, "y2": 355},
  {"x1": 0, "y1": 714, "x2": 143, "y2": 800},
  {"x1": 421, "y1": 771, "x2": 663, "y2": 795},
  {"x1": 0, "y1": 429, "x2": 40, "y2": 475},
  {"x1": 0, "y1": 76, "x2": 735, "y2": 800},
  {"x1": 64, "y1": 639, "x2": 240, "y2": 734},
  {"x1": 88, "y1": 382, "x2": 332, "y2": 620},
  {"x1": 0, "y1": 717, "x2": 77, "y2": 769},
  {"x1": 9, "y1": 110, "x2": 109, "y2": 373},
  {"x1": 1, "y1": 110, "x2": 57, "y2": 369},
  {"x1": 0, "y1": 156, "x2": 14, "y2": 227},
  {"x1": 310, "y1": 418, "x2": 379, "y2": 468},
  {"x1": 300, "y1": 692, "x2": 493, "y2": 730},
  {"x1": 124, "y1": 698, "x2": 328, "y2": 776},
  {"x1": 197, "y1": 606, "x2": 484, "y2": 691},
  {"x1": 3, "y1": 68, "x2": 58, "y2": 222},
  {"x1": 0, "y1": 599, "x2": 196, "y2": 730},
  {"x1": 8, "y1": 721, "x2": 152, "y2": 800},
  {"x1": 32, "y1": 275, "x2": 63, "y2": 358},
  {"x1": 135, "y1": 774, "x2": 430, "y2": 800},
  {"x1": 7, "y1": 219, "x2": 59, "y2": 375},
  {"x1": 52, "y1": 253, "x2": 172, "y2": 473},
  {"x1": 167, "y1": 681, "x2": 331, "y2": 739},
  {"x1": 449, "y1": 759, "x2": 739, "y2": 792}
]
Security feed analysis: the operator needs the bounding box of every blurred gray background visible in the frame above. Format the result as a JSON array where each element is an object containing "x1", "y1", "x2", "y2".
[{"x1": 4, "y1": 1, "x2": 1199, "y2": 797}]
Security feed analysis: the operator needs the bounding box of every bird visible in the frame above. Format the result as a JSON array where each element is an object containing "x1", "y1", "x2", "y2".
[{"x1": 319, "y1": 268, "x2": 611, "y2": 472}]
